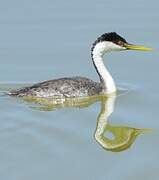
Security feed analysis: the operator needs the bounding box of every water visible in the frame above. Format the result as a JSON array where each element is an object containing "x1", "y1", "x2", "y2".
[{"x1": 0, "y1": 0, "x2": 159, "y2": 179}]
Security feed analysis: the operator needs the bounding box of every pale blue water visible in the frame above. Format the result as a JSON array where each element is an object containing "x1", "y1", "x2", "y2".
[{"x1": 0, "y1": 0, "x2": 159, "y2": 180}]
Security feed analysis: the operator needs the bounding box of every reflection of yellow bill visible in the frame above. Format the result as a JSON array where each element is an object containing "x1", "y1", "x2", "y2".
[{"x1": 125, "y1": 44, "x2": 153, "y2": 51}]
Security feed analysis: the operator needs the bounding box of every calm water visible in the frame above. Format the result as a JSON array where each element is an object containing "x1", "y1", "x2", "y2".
[{"x1": 0, "y1": 0, "x2": 159, "y2": 179}]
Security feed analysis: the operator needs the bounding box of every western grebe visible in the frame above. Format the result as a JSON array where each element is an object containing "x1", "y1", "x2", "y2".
[{"x1": 9, "y1": 32, "x2": 152, "y2": 98}]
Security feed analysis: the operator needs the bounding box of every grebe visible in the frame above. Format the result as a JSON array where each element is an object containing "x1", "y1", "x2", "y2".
[{"x1": 9, "y1": 32, "x2": 152, "y2": 98}]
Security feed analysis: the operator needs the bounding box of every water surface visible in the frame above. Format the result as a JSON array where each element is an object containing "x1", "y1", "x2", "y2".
[{"x1": 0, "y1": 0, "x2": 159, "y2": 180}]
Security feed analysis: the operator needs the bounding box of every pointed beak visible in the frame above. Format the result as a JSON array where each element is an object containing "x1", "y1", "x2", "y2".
[{"x1": 124, "y1": 43, "x2": 153, "y2": 51}]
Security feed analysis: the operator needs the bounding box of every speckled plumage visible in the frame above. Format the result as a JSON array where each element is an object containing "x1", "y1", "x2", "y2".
[{"x1": 9, "y1": 77, "x2": 103, "y2": 98}]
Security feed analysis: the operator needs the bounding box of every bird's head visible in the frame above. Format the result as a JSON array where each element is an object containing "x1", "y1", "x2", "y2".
[{"x1": 91, "y1": 32, "x2": 152, "y2": 57}]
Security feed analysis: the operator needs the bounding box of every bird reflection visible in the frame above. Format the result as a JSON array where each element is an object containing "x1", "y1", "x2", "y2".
[
  {"x1": 95, "y1": 94, "x2": 150, "y2": 152},
  {"x1": 15, "y1": 91, "x2": 150, "y2": 152}
]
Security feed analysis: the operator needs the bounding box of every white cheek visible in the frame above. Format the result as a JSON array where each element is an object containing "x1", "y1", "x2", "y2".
[
  {"x1": 92, "y1": 41, "x2": 126, "y2": 58},
  {"x1": 104, "y1": 41, "x2": 126, "y2": 51}
]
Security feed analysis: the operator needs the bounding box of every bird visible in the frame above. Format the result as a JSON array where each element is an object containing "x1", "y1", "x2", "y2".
[{"x1": 8, "y1": 32, "x2": 152, "y2": 99}]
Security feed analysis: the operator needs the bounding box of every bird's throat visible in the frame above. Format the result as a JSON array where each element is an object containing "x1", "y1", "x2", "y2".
[{"x1": 91, "y1": 43, "x2": 116, "y2": 94}]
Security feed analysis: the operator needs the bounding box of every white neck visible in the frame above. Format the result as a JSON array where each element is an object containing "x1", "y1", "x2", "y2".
[{"x1": 92, "y1": 41, "x2": 124, "y2": 94}]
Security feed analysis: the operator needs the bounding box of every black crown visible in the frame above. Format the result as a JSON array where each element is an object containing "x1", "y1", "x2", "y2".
[
  {"x1": 95, "y1": 32, "x2": 127, "y2": 44},
  {"x1": 91, "y1": 32, "x2": 127, "y2": 56}
]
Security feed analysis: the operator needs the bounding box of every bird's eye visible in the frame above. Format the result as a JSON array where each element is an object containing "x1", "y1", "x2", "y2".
[{"x1": 116, "y1": 40, "x2": 125, "y2": 46}]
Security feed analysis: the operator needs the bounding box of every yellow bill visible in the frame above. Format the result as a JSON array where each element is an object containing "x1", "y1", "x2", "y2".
[{"x1": 124, "y1": 43, "x2": 153, "y2": 51}]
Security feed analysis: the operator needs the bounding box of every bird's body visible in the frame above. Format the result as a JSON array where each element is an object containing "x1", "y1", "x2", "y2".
[
  {"x1": 9, "y1": 32, "x2": 152, "y2": 99},
  {"x1": 9, "y1": 76, "x2": 103, "y2": 98}
]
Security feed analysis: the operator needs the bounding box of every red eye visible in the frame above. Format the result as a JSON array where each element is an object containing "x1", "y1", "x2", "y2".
[
  {"x1": 117, "y1": 41, "x2": 124, "y2": 46},
  {"x1": 113, "y1": 40, "x2": 124, "y2": 46}
]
